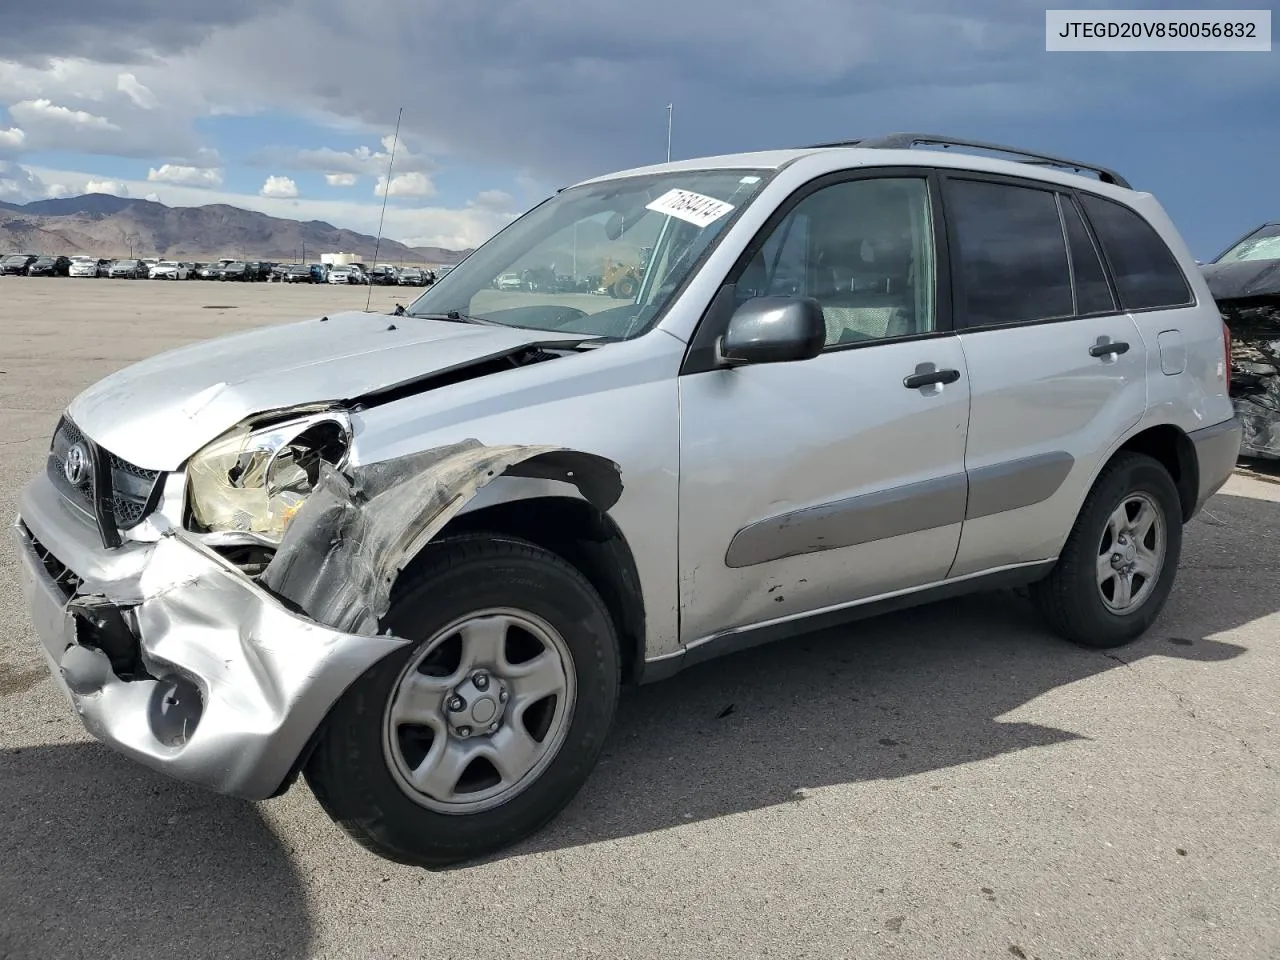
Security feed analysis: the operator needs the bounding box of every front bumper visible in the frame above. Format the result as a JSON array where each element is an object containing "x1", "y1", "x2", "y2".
[{"x1": 14, "y1": 472, "x2": 405, "y2": 801}]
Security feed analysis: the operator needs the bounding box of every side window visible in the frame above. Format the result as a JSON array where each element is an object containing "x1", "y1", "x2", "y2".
[
  {"x1": 945, "y1": 178, "x2": 1072, "y2": 328},
  {"x1": 738, "y1": 177, "x2": 936, "y2": 346},
  {"x1": 1078, "y1": 194, "x2": 1193, "y2": 311},
  {"x1": 1060, "y1": 195, "x2": 1116, "y2": 315}
]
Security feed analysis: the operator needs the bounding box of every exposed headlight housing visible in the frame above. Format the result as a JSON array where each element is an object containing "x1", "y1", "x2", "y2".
[{"x1": 186, "y1": 409, "x2": 352, "y2": 543}]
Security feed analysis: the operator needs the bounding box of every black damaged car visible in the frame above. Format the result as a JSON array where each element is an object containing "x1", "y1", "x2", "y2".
[{"x1": 1201, "y1": 222, "x2": 1280, "y2": 460}]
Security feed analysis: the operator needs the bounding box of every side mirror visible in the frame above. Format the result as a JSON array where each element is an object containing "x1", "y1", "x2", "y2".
[{"x1": 720, "y1": 297, "x2": 826, "y2": 365}]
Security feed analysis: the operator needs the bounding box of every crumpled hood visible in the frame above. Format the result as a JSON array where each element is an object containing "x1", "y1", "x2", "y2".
[
  {"x1": 67, "y1": 310, "x2": 586, "y2": 471},
  {"x1": 1201, "y1": 259, "x2": 1280, "y2": 302}
]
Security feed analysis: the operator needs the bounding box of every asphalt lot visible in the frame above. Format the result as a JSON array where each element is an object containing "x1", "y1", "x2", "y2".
[{"x1": 1, "y1": 277, "x2": 1278, "y2": 960}]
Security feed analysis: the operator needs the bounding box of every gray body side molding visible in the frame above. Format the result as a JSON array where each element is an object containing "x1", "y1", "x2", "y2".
[{"x1": 723, "y1": 451, "x2": 1074, "y2": 569}]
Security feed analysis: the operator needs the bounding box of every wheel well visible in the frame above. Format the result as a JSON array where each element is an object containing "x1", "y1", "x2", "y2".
[
  {"x1": 1116, "y1": 425, "x2": 1198, "y2": 521},
  {"x1": 412, "y1": 496, "x2": 647, "y2": 685}
]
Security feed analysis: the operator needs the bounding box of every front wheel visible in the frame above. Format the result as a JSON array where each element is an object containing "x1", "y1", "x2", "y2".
[
  {"x1": 304, "y1": 534, "x2": 621, "y2": 868},
  {"x1": 1030, "y1": 452, "x2": 1183, "y2": 649}
]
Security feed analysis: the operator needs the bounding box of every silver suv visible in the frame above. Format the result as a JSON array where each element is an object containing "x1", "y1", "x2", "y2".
[{"x1": 14, "y1": 134, "x2": 1241, "y2": 868}]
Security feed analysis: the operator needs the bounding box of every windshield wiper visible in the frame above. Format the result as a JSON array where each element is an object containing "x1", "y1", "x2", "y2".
[{"x1": 408, "y1": 310, "x2": 501, "y2": 326}]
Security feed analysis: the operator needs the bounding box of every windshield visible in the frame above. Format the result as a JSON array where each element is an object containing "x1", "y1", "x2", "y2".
[
  {"x1": 405, "y1": 169, "x2": 770, "y2": 339},
  {"x1": 111, "y1": 260, "x2": 132, "y2": 267},
  {"x1": 1216, "y1": 224, "x2": 1280, "y2": 264}
]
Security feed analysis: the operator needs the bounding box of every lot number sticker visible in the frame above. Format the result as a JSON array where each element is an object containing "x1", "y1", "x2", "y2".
[{"x1": 645, "y1": 189, "x2": 735, "y2": 227}]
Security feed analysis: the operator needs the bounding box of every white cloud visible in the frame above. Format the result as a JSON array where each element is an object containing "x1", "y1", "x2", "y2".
[
  {"x1": 325, "y1": 172, "x2": 357, "y2": 187},
  {"x1": 0, "y1": 127, "x2": 25, "y2": 150},
  {"x1": 117, "y1": 73, "x2": 158, "y2": 109},
  {"x1": 471, "y1": 189, "x2": 515, "y2": 210},
  {"x1": 9, "y1": 98, "x2": 119, "y2": 132},
  {"x1": 45, "y1": 182, "x2": 72, "y2": 199},
  {"x1": 374, "y1": 171, "x2": 436, "y2": 198},
  {"x1": 85, "y1": 179, "x2": 130, "y2": 196},
  {"x1": 145, "y1": 192, "x2": 161, "y2": 202},
  {"x1": 261, "y1": 133, "x2": 436, "y2": 179},
  {"x1": 260, "y1": 175, "x2": 299, "y2": 198},
  {"x1": 0, "y1": 161, "x2": 46, "y2": 202},
  {"x1": 148, "y1": 163, "x2": 224, "y2": 188}
]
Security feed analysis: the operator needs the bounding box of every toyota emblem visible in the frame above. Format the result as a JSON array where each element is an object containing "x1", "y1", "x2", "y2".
[{"x1": 64, "y1": 442, "x2": 90, "y2": 486}]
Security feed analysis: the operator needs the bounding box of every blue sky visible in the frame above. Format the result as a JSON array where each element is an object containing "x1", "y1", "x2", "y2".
[{"x1": 0, "y1": 0, "x2": 1276, "y2": 255}]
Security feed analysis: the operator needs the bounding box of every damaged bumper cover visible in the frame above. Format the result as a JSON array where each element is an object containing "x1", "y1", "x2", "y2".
[
  {"x1": 1222, "y1": 299, "x2": 1280, "y2": 460},
  {"x1": 14, "y1": 437, "x2": 621, "y2": 801},
  {"x1": 14, "y1": 475, "x2": 405, "y2": 800}
]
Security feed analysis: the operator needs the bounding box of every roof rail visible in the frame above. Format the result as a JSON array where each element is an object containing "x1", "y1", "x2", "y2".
[{"x1": 806, "y1": 133, "x2": 1131, "y2": 189}]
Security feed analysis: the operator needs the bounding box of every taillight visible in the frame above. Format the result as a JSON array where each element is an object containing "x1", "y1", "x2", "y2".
[{"x1": 1223, "y1": 321, "x2": 1232, "y2": 386}]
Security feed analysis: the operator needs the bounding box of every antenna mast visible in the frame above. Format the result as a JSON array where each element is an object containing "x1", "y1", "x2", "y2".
[
  {"x1": 666, "y1": 103, "x2": 673, "y2": 162},
  {"x1": 367, "y1": 105, "x2": 404, "y2": 312}
]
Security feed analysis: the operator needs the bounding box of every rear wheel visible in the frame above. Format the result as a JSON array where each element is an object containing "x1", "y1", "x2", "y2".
[
  {"x1": 1031, "y1": 452, "x2": 1182, "y2": 649},
  {"x1": 304, "y1": 534, "x2": 620, "y2": 868}
]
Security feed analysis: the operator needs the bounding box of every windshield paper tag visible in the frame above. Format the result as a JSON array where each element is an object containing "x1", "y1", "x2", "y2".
[{"x1": 645, "y1": 189, "x2": 735, "y2": 227}]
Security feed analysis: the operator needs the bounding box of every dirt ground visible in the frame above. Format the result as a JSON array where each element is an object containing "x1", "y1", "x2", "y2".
[{"x1": 2, "y1": 276, "x2": 1278, "y2": 960}]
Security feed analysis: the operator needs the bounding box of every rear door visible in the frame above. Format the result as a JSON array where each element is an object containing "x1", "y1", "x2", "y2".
[{"x1": 940, "y1": 174, "x2": 1149, "y2": 577}]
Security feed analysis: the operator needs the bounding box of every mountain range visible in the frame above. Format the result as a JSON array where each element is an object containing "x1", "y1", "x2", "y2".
[{"x1": 0, "y1": 194, "x2": 472, "y2": 265}]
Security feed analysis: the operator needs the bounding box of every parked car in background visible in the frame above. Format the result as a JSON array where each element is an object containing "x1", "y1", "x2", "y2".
[
  {"x1": 309, "y1": 263, "x2": 329, "y2": 283},
  {"x1": 397, "y1": 267, "x2": 426, "y2": 286},
  {"x1": 327, "y1": 265, "x2": 353, "y2": 284},
  {"x1": 369, "y1": 264, "x2": 399, "y2": 285},
  {"x1": 1200, "y1": 221, "x2": 1280, "y2": 460},
  {"x1": 282, "y1": 264, "x2": 314, "y2": 283},
  {"x1": 348, "y1": 263, "x2": 369, "y2": 284},
  {"x1": 1, "y1": 254, "x2": 38, "y2": 275},
  {"x1": 27, "y1": 255, "x2": 73, "y2": 277},
  {"x1": 69, "y1": 257, "x2": 101, "y2": 278},
  {"x1": 149, "y1": 260, "x2": 192, "y2": 280},
  {"x1": 195, "y1": 262, "x2": 223, "y2": 279},
  {"x1": 220, "y1": 261, "x2": 252, "y2": 281},
  {"x1": 107, "y1": 259, "x2": 146, "y2": 279}
]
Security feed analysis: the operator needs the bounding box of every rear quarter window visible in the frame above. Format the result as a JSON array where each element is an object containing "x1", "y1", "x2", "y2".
[{"x1": 1078, "y1": 194, "x2": 1193, "y2": 311}]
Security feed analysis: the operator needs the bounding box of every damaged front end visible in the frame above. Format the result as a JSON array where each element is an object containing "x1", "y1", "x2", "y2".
[
  {"x1": 1221, "y1": 298, "x2": 1280, "y2": 460},
  {"x1": 15, "y1": 406, "x2": 621, "y2": 802}
]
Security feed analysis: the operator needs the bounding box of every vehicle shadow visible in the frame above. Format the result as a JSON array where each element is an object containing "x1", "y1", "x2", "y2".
[
  {"x1": 503, "y1": 488, "x2": 1276, "y2": 861},
  {"x1": 0, "y1": 743, "x2": 312, "y2": 960}
]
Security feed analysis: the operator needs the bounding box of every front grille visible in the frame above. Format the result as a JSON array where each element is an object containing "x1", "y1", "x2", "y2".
[
  {"x1": 21, "y1": 522, "x2": 83, "y2": 598},
  {"x1": 46, "y1": 415, "x2": 164, "y2": 542}
]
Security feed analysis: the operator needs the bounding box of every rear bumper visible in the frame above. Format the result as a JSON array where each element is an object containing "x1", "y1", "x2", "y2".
[
  {"x1": 13, "y1": 472, "x2": 404, "y2": 801},
  {"x1": 1189, "y1": 416, "x2": 1244, "y2": 515}
]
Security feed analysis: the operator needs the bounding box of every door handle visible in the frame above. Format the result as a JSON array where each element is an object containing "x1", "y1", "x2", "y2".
[
  {"x1": 1089, "y1": 338, "x2": 1130, "y2": 358},
  {"x1": 903, "y1": 366, "x2": 961, "y2": 389}
]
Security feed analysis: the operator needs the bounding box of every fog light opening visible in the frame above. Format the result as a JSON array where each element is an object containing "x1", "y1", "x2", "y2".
[{"x1": 148, "y1": 675, "x2": 204, "y2": 747}]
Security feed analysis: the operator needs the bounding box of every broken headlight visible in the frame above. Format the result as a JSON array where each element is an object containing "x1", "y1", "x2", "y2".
[{"x1": 186, "y1": 410, "x2": 352, "y2": 543}]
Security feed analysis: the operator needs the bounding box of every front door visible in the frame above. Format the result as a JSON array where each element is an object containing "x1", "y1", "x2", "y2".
[{"x1": 677, "y1": 172, "x2": 972, "y2": 646}]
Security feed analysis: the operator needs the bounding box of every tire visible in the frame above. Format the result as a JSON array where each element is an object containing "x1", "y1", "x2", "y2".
[
  {"x1": 304, "y1": 533, "x2": 621, "y2": 868},
  {"x1": 1030, "y1": 452, "x2": 1183, "y2": 649}
]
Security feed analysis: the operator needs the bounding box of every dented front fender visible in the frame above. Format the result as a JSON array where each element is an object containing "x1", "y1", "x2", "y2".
[{"x1": 258, "y1": 439, "x2": 623, "y2": 635}]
